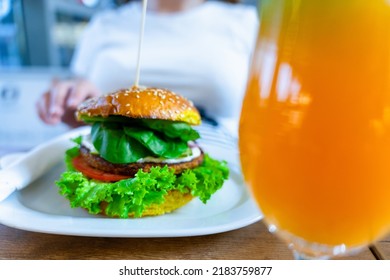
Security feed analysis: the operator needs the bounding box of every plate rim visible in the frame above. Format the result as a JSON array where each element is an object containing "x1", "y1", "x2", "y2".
[{"x1": 0, "y1": 191, "x2": 262, "y2": 237}]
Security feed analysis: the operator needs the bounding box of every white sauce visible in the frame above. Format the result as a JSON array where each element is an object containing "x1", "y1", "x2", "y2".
[
  {"x1": 81, "y1": 135, "x2": 201, "y2": 164},
  {"x1": 81, "y1": 134, "x2": 98, "y2": 154},
  {"x1": 136, "y1": 144, "x2": 201, "y2": 164}
]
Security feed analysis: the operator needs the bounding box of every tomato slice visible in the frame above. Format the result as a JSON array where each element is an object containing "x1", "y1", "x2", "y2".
[{"x1": 72, "y1": 156, "x2": 132, "y2": 182}]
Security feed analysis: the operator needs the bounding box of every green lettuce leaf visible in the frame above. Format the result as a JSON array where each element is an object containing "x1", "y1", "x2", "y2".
[
  {"x1": 64, "y1": 136, "x2": 82, "y2": 170},
  {"x1": 56, "y1": 148, "x2": 229, "y2": 218},
  {"x1": 176, "y1": 155, "x2": 229, "y2": 203}
]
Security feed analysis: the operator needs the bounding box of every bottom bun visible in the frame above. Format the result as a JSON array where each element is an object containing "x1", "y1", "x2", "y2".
[{"x1": 100, "y1": 190, "x2": 194, "y2": 218}]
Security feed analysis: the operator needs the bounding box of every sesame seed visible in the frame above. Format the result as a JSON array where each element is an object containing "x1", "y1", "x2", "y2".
[
  {"x1": 126, "y1": 111, "x2": 130, "y2": 114},
  {"x1": 126, "y1": 104, "x2": 130, "y2": 107},
  {"x1": 124, "y1": 93, "x2": 129, "y2": 96},
  {"x1": 136, "y1": 95, "x2": 140, "y2": 98}
]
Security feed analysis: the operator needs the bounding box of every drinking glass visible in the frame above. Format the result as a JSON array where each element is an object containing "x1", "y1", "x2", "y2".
[{"x1": 239, "y1": 0, "x2": 390, "y2": 259}]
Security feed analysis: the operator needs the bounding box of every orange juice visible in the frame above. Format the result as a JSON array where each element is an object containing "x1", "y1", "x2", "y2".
[{"x1": 240, "y1": 0, "x2": 390, "y2": 248}]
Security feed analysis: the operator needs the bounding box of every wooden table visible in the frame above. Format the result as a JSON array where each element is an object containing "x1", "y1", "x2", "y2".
[
  {"x1": 373, "y1": 236, "x2": 390, "y2": 260},
  {"x1": 0, "y1": 219, "x2": 386, "y2": 260}
]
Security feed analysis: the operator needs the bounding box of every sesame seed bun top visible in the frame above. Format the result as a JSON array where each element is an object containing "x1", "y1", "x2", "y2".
[{"x1": 76, "y1": 86, "x2": 201, "y2": 125}]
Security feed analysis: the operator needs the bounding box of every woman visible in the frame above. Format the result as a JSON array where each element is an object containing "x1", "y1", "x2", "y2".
[{"x1": 37, "y1": 0, "x2": 258, "y2": 134}]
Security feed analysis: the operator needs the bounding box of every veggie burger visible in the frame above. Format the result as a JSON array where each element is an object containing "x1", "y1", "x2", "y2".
[{"x1": 56, "y1": 86, "x2": 229, "y2": 218}]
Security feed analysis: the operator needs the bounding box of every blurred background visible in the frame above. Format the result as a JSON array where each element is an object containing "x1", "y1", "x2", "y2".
[{"x1": 0, "y1": 0, "x2": 257, "y2": 155}]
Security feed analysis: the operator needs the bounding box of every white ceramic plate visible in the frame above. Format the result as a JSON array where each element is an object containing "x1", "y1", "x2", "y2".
[{"x1": 0, "y1": 128, "x2": 262, "y2": 237}]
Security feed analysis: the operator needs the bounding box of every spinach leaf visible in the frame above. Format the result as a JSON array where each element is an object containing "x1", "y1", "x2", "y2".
[
  {"x1": 123, "y1": 126, "x2": 189, "y2": 158},
  {"x1": 91, "y1": 123, "x2": 151, "y2": 163},
  {"x1": 81, "y1": 115, "x2": 200, "y2": 141},
  {"x1": 141, "y1": 119, "x2": 200, "y2": 141}
]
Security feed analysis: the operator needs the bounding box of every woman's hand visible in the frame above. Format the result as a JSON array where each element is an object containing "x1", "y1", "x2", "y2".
[{"x1": 36, "y1": 78, "x2": 100, "y2": 127}]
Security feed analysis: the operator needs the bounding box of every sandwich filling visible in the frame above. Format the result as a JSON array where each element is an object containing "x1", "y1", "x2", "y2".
[{"x1": 56, "y1": 115, "x2": 229, "y2": 218}]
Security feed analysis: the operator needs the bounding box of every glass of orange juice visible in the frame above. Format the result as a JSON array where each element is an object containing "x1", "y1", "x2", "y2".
[{"x1": 239, "y1": 0, "x2": 390, "y2": 259}]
